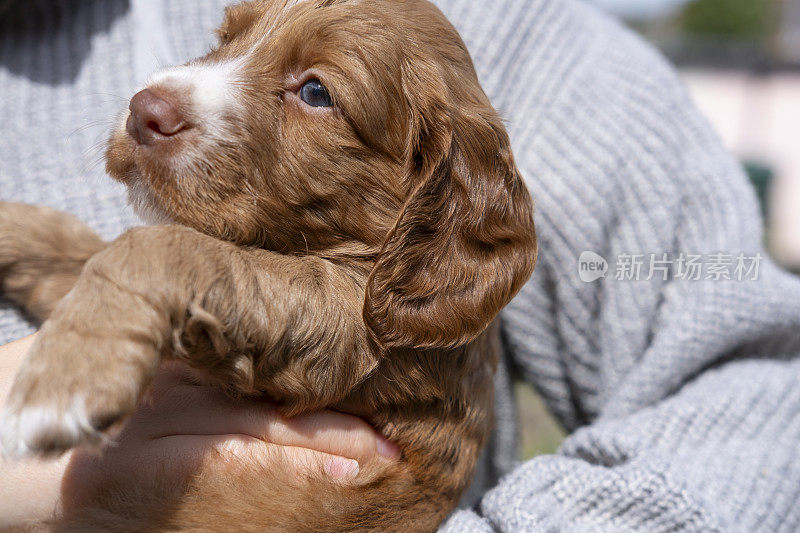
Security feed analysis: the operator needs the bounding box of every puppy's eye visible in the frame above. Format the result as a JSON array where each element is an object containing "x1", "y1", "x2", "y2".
[{"x1": 299, "y1": 79, "x2": 333, "y2": 108}]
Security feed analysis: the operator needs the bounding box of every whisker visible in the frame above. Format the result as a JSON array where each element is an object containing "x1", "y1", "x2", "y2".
[
  {"x1": 67, "y1": 119, "x2": 115, "y2": 140},
  {"x1": 79, "y1": 139, "x2": 112, "y2": 176},
  {"x1": 87, "y1": 92, "x2": 128, "y2": 102}
]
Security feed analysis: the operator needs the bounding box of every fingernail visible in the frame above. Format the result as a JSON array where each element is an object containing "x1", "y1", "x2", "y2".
[
  {"x1": 376, "y1": 435, "x2": 401, "y2": 460},
  {"x1": 324, "y1": 457, "x2": 360, "y2": 481}
]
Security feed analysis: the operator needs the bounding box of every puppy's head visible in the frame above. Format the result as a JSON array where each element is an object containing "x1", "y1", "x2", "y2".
[{"x1": 107, "y1": 0, "x2": 536, "y2": 349}]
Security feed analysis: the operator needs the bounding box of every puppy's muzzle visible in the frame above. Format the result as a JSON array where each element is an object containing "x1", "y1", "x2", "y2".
[{"x1": 127, "y1": 88, "x2": 188, "y2": 146}]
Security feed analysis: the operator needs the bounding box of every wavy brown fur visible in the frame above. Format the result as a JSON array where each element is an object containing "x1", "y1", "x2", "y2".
[{"x1": 0, "y1": 0, "x2": 536, "y2": 530}]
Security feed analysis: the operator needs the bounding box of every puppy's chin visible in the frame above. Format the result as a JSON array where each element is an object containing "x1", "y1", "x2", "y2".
[
  {"x1": 106, "y1": 118, "x2": 175, "y2": 226},
  {"x1": 127, "y1": 180, "x2": 174, "y2": 226}
]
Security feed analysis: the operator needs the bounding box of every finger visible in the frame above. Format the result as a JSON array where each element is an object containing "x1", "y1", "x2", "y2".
[
  {"x1": 267, "y1": 410, "x2": 401, "y2": 463},
  {"x1": 129, "y1": 371, "x2": 400, "y2": 463},
  {"x1": 211, "y1": 437, "x2": 361, "y2": 483},
  {"x1": 137, "y1": 390, "x2": 399, "y2": 464}
]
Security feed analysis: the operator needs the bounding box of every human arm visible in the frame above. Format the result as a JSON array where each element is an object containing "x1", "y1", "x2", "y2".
[
  {"x1": 0, "y1": 334, "x2": 69, "y2": 527},
  {"x1": 444, "y1": 353, "x2": 800, "y2": 532}
]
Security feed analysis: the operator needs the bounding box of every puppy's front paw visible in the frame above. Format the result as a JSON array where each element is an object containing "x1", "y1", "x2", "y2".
[
  {"x1": 0, "y1": 395, "x2": 103, "y2": 459},
  {"x1": 0, "y1": 326, "x2": 158, "y2": 459}
]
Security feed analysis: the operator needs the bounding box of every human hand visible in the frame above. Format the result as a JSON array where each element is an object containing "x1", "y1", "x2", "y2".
[{"x1": 61, "y1": 361, "x2": 401, "y2": 512}]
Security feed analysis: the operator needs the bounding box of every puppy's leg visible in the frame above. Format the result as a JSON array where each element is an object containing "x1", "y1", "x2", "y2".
[
  {"x1": 0, "y1": 202, "x2": 106, "y2": 322},
  {"x1": 0, "y1": 224, "x2": 375, "y2": 457}
]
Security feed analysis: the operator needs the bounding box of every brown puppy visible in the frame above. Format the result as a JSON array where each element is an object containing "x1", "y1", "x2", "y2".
[{"x1": 0, "y1": 0, "x2": 536, "y2": 530}]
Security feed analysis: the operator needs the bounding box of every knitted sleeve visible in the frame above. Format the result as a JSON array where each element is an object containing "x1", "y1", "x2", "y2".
[{"x1": 440, "y1": 1, "x2": 800, "y2": 530}]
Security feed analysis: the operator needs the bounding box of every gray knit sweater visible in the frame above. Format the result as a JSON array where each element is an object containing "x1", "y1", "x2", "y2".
[{"x1": 2, "y1": 1, "x2": 799, "y2": 531}]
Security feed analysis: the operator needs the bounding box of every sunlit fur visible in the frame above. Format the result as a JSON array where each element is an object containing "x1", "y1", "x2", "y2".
[{"x1": 0, "y1": 0, "x2": 536, "y2": 530}]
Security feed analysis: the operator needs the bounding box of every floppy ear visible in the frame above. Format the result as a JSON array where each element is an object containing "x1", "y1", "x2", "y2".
[{"x1": 363, "y1": 81, "x2": 537, "y2": 350}]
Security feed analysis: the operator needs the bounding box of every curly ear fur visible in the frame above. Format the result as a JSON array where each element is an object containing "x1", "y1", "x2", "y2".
[{"x1": 364, "y1": 59, "x2": 537, "y2": 350}]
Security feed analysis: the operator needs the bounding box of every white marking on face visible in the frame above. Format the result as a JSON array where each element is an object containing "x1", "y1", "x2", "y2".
[
  {"x1": 140, "y1": 0, "x2": 319, "y2": 128},
  {"x1": 146, "y1": 59, "x2": 246, "y2": 126}
]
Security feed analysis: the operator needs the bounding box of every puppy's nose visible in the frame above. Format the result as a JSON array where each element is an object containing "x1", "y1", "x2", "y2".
[{"x1": 127, "y1": 88, "x2": 187, "y2": 145}]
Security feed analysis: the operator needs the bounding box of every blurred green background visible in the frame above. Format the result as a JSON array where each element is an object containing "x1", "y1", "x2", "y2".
[
  {"x1": 681, "y1": 0, "x2": 777, "y2": 39},
  {"x1": 517, "y1": 383, "x2": 564, "y2": 459}
]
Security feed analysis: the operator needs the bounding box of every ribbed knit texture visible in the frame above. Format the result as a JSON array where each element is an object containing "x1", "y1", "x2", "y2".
[{"x1": 2, "y1": 1, "x2": 800, "y2": 531}]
